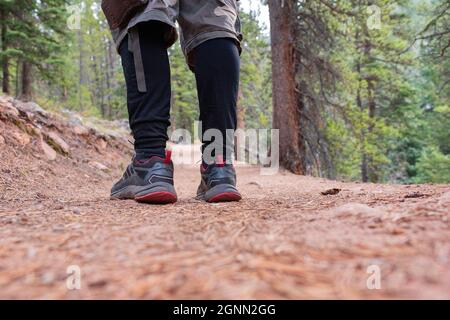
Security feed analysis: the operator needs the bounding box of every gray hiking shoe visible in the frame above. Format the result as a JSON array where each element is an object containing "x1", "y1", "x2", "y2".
[{"x1": 111, "y1": 151, "x2": 177, "y2": 204}]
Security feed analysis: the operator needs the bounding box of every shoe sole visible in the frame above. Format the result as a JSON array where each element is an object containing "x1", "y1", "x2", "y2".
[
  {"x1": 111, "y1": 182, "x2": 177, "y2": 204},
  {"x1": 207, "y1": 191, "x2": 242, "y2": 203},
  {"x1": 135, "y1": 191, "x2": 177, "y2": 204},
  {"x1": 198, "y1": 184, "x2": 242, "y2": 203}
]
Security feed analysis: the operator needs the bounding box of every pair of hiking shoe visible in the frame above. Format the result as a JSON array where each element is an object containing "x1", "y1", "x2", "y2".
[{"x1": 110, "y1": 151, "x2": 241, "y2": 204}]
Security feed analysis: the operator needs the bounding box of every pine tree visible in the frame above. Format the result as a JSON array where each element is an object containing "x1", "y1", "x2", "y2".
[{"x1": 0, "y1": 0, "x2": 70, "y2": 100}]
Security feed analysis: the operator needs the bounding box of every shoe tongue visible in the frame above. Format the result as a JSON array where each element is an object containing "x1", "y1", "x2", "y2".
[
  {"x1": 134, "y1": 150, "x2": 172, "y2": 167},
  {"x1": 134, "y1": 155, "x2": 164, "y2": 167},
  {"x1": 200, "y1": 155, "x2": 228, "y2": 172},
  {"x1": 216, "y1": 155, "x2": 225, "y2": 167}
]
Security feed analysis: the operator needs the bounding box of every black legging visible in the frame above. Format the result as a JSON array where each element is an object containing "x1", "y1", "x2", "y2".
[{"x1": 120, "y1": 21, "x2": 240, "y2": 160}]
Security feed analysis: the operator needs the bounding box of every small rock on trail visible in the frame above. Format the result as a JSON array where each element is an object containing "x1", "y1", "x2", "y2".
[
  {"x1": 89, "y1": 161, "x2": 110, "y2": 172},
  {"x1": 332, "y1": 202, "x2": 385, "y2": 218},
  {"x1": 11, "y1": 131, "x2": 31, "y2": 146},
  {"x1": 39, "y1": 138, "x2": 57, "y2": 161},
  {"x1": 45, "y1": 131, "x2": 70, "y2": 155}
]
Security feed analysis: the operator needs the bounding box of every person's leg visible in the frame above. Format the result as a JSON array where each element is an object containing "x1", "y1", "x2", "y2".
[
  {"x1": 192, "y1": 38, "x2": 240, "y2": 163},
  {"x1": 190, "y1": 38, "x2": 242, "y2": 203},
  {"x1": 111, "y1": 21, "x2": 177, "y2": 204},
  {"x1": 120, "y1": 21, "x2": 172, "y2": 159},
  {"x1": 177, "y1": 0, "x2": 242, "y2": 202},
  {"x1": 177, "y1": 0, "x2": 242, "y2": 162}
]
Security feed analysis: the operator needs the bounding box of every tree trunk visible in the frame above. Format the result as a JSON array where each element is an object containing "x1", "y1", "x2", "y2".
[
  {"x1": 15, "y1": 60, "x2": 20, "y2": 96},
  {"x1": 367, "y1": 79, "x2": 378, "y2": 182},
  {"x1": 356, "y1": 60, "x2": 369, "y2": 183},
  {"x1": 106, "y1": 38, "x2": 114, "y2": 118},
  {"x1": 268, "y1": 0, "x2": 305, "y2": 174},
  {"x1": 236, "y1": 88, "x2": 245, "y2": 129},
  {"x1": 78, "y1": 30, "x2": 86, "y2": 110},
  {"x1": 92, "y1": 52, "x2": 104, "y2": 117},
  {"x1": 1, "y1": 9, "x2": 10, "y2": 94},
  {"x1": 19, "y1": 61, "x2": 32, "y2": 101},
  {"x1": 363, "y1": 25, "x2": 378, "y2": 183}
]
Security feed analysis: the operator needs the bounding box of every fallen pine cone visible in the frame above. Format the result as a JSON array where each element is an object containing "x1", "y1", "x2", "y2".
[{"x1": 321, "y1": 188, "x2": 341, "y2": 196}]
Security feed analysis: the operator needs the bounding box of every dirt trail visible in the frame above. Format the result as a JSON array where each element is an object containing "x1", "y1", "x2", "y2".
[{"x1": 0, "y1": 96, "x2": 449, "y2": 299}]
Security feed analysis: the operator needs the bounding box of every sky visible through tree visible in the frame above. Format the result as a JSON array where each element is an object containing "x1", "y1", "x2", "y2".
[{"x1": 240, "y1": 0, "x2": 271, "y2": 30}]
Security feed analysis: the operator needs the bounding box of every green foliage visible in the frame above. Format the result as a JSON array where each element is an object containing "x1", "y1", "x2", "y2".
[
  {"x1": 414, "y1": 147, "x2": 450, "y2": 183},
  {"x1": 169, "y1": 43, "x2": 199, "y2": 132},
  {"x1": 239, "y1": 11, "x2": 272, "y2": 129},
  {"x1": 325, "y1": 115, "x2": 361, "y2": 180},
  {"x1": 1, "y1": 0, "x2": 71, "y2": 81},
  {"x1": 318, "y1": 0, "x2": 449, "y2": 183}
]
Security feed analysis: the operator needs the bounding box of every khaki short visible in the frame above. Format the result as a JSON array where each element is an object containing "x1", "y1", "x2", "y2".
[{"x1": 112, "y1": 0, "x2": 243, "y2": 58}]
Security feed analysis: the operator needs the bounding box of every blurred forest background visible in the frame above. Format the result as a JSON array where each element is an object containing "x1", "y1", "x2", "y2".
[{"x1": 0, "y1": 0, "x2": 448, "y2": 184}]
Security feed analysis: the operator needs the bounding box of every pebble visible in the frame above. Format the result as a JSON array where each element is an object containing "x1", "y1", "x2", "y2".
[
  {"x1": 52, "y1": 224, "x2": 65, "y2": 232},
  {"x1": 27, "y1": 246, "x2": 37, "y2": 259},
  {"x1": 41, "y1": 272, "x2": 55, "y2": 285}
]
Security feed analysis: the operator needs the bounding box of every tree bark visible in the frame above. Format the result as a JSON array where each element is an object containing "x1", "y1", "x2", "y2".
[
  {"x1": 356, "y1": 59, "x2": 369, "y2": 183},
  {"x1": 19, "y1": 61, "x2": 32, "y2": 101},
  {"x1": 236, "y1": 88, "x2": 245, "y2": 129},
  {"x1": 1, "y1": 9, "x2": 10, "y2": 94},
  {"x1": 106, "y1": 38, "x2": 114, "y2": 118},
  {"x1": 363, "y1": 25, "x2": 378, "y2": 183},
  {"x1": 367, "y1": 79, "x2": 378, "y2": 182},
  {"x1": 78, "y1": 30, "x2": 86, "y2": 110},
  {"x1": 268, "y1": 0, "x2": 305, "y2": 174}
]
